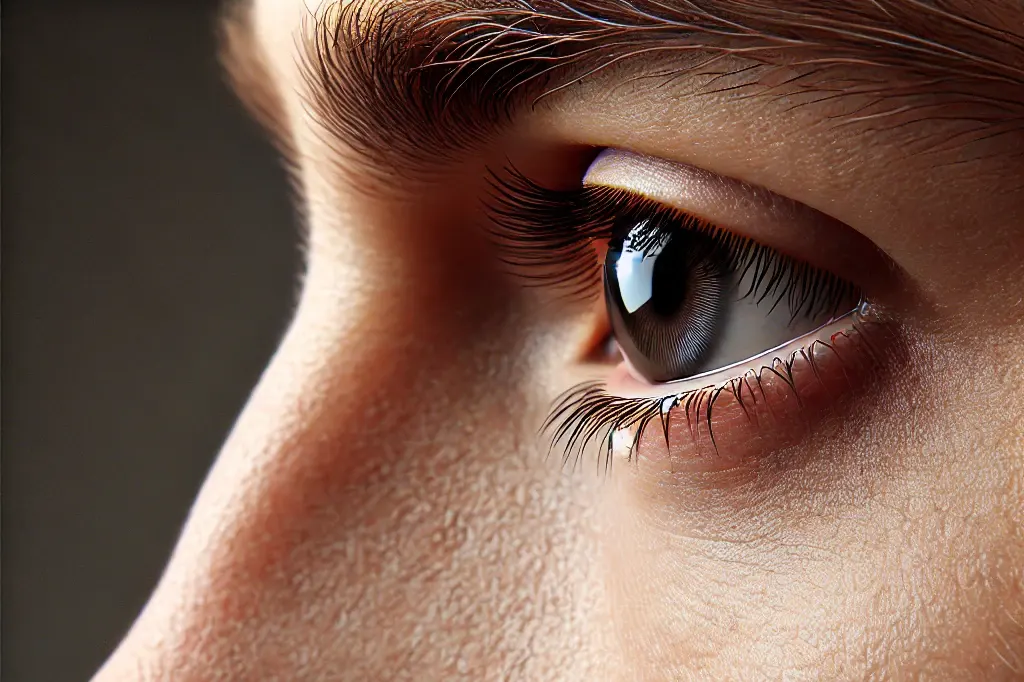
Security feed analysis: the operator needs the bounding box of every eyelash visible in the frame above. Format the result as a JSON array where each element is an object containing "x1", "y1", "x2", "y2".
[
  {"x1": 487, "y1": 165, "x2": 859, "y2": 322},
  {"x1": 541, "y1": 324, "x2": 878, "y2": 473},
  {"x1": 484, "y1": 163, "x2": 871, "y2": 470}
]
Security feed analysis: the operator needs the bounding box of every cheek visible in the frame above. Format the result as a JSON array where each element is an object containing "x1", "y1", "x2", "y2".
[{"x1": 602, "y1": 332, "x2": 1024, "y2": 679}]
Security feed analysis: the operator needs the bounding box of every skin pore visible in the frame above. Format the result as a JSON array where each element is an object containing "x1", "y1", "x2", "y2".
[{"x1": 93, "y1": 1, "x2": 1024, "y2": 680}]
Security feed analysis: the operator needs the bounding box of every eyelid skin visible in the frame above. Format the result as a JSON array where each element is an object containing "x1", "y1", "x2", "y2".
[{"x1": 583, "y1": 149, "x2": 898, "y2": 295}]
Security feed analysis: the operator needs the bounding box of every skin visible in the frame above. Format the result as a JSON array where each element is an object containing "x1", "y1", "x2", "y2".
[{"x1": 93, "y1": 0, "x2": 1024, "y2": 680}]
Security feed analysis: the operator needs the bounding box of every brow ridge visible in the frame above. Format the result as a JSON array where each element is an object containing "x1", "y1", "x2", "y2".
[{"x1": 288, "y1": 0, "x2": 1024, "y2": 175}]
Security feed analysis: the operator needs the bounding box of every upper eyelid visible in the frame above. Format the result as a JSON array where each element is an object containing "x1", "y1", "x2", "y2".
[
  {"x1": 488, "y1": 152, "x2": 900, "y2": 301},
  {"x1": 228, "y1": 0, "x2": 1022, "y2": 180},
  {"x1": 581, "y1": 150, "x2": 896, "y2": 294},
  {"x1": 487, "y1": 164, "x2": 864, "y2": 349},
  {"x1": 584, "y1": 149, "x2": 827, "y2": 251}
]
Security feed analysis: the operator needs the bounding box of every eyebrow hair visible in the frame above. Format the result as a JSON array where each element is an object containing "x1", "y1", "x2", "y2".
[{"x1": 226, "y1": 0, "x2": 1024, "y2": 176}]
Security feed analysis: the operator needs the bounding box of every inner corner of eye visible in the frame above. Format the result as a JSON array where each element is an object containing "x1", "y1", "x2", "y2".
[{"x1": 579, "y1": 294, "x2": 617, "y2": 362}]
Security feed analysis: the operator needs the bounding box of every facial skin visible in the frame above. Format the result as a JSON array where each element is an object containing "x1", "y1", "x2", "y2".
[{"x1": 93, "y1": 1, "x2": 1024, "y2": 680}]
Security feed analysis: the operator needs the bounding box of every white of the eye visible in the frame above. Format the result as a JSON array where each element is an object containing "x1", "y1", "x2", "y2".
[{"x1": 614, "y1": 222, "x2": 670, "y2": 314}]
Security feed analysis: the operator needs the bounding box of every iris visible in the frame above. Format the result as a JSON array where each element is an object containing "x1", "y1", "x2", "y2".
[{"x1": 604, "y1": 217, "x2": 729, "y2": 383}]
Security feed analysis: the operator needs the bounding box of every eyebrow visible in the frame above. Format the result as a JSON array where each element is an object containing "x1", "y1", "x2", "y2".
[{"x1": 225, "y1": 0, "x2": 1024, "y2": 175}]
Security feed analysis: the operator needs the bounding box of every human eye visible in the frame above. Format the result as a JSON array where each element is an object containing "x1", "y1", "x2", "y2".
[
  {"x1": 594, "y1": 151, "x2": 862, "y2": 385},
  {"x1": 489, "y1": 148, "x2": 898, "y2": 470}
]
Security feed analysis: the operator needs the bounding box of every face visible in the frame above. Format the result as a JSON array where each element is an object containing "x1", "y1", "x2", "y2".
[{"x1": 93, "y1": 1, "x2": 1024, "y2": 680}]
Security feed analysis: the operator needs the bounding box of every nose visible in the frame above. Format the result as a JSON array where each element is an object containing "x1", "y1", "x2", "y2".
[{"x1": 90, "y1": 237, "x2": 617, "y2": 680}]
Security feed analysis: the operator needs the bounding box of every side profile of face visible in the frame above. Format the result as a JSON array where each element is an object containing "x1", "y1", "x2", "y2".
[{"x1": 93, "y1": 0, "x2": 1024, "y2": 680}]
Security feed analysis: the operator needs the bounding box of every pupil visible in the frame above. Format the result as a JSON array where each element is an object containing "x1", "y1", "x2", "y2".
[
  {"x1": 649, "y1": 235, "x2": 690, "y2": 318},
  {"x1": 604, "y1": 218, "x2": 728, "y2": 383}
]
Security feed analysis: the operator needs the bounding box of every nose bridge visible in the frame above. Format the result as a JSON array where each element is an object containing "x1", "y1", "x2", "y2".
[{"x1": 91, "y1": 281, "x2": 615, "y2": 680}]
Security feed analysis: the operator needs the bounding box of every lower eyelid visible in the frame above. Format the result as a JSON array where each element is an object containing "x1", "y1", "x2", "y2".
[{"x1": 548, "y1": 304, "x2": 895, "y2": 475}]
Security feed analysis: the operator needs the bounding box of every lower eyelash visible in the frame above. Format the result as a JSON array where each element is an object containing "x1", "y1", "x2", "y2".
[{"x1": 544, "y1": 311, "x2": 885, "y2": 474}]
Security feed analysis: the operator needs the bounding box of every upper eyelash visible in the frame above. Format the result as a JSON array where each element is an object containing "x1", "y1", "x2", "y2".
[
  {"x1": 485, "y1": 165, "x2": 620, "y2": 297},
  {"x1": 485, "y1": 164, "x2": 860, "y2": 323}
]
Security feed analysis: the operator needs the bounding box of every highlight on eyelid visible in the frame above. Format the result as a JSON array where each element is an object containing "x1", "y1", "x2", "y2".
[{"x1": 583, "y1": 149, "x2": 802, "y2": 234}]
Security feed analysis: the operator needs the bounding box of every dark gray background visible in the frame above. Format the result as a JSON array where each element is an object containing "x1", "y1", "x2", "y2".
[{"x1": 4, "y1": 2, "x2": 300, "y2": 679}]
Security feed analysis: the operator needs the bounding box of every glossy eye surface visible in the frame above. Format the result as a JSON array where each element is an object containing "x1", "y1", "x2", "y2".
[{"x1": 603, "y1": 204, "x2": 861, "y2": 384}]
